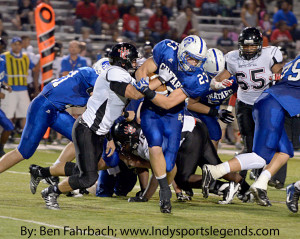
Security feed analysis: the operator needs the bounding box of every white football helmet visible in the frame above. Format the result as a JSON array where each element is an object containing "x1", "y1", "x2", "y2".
[
  {"x1": 203, "y1": 48, "x2": 225, "y2": 78},
  {"x1": 177, "y1": 35, "x2": 207, "y2": 71},
  {"x1": 92, "y1": 57, "x2": 110, "y2": 75}
]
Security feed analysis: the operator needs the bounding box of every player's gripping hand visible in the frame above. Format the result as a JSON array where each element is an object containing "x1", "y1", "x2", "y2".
[
  {"x1": 218, "y1": 109, "x2": 234, "y2": 124},
  {"x1": 270, "y1": 73, "x2": 282, "y2": 81},
  {"x1": 133, "y1": 77, "x2": 150, "y2": 93},
  {"x1": 210, "y1": 78, "x2": 233, "y2": 90}
]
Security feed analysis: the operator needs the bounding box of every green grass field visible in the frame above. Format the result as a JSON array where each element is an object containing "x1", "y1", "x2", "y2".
[{"x1": 0, "y1": 150, "x2": 299, "y2": 239}]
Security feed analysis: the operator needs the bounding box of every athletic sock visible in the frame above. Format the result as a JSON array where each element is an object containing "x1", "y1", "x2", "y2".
[
  {"x1": 239, "y1": 178, "x2": 250, "y2": 195},
  {"x1": 210, "y1": 163, "x2": 229, "y2": 179},
  {"x1": 252, "y1": 170, "x2": 271, "y2": 190},
  {"x1": 49, "y1": 185, "x2": 62, "y2": 195},
  {"x1": 40, "y1": 167, "x2": 51, "y2": 177},
  {"x1": 156, "y1": 174, "x2": 168, "y2": 189}
]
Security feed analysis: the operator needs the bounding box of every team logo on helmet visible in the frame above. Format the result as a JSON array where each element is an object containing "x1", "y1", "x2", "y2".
[
  {"x1": 183, "y1": 36, "x2": 195, "y2": 47},
  {"x1": 118, "y1": 47, "x2": 130, "y2": 59},
  {"x1": 124, "y1": 124, "x2": 136, "y2": 135}
]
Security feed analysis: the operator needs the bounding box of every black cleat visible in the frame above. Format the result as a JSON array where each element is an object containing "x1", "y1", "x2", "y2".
[
  {"x1": 202, "y1": 164, "x2": 215, "y2": 198},
  {"x1": 176, "y1": 192, "x2": 191, "y2": 202},
  {"x1": 237, "y1": 191, "x2": 254, "y2": 203},
  {"x1": 286, "y1": 183, "x2": 300, "y2": 213},
  {"x1": 128, "y1": 196, "x2": 148, "y2": 202},
  {"x1": 41, "y1": 187, "x2": 60, "y2": 210},
  {"x1": 159, "y1": 188, "x2": 172, "y2": 213},
  {"x1": 29, "y1": 164, "x2": 43, "y2": 194},
  {"x1": 218, "y1": 182, "x2": 240, "y2": 204},
  {"x1": 250, "y1": 187, "x2": 272, "y2": 207}
]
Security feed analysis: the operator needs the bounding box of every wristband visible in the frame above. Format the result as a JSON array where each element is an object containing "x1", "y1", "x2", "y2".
[
  {"x1": 144, "y1": 87, "x2": 156, "y2": 100},
  {"x1": 208, "y1": 108, "x2": 218, "y2": 117},
  {"x1": 106, "y1": 131, "x2": 113, "y2": 141},
  {"x1": 123, "y1": 111, "x2": 129, "y2": 118}
]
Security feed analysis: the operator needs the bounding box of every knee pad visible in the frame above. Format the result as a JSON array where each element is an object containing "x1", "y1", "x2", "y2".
[
  {"x1": 69, "y1": 171, "x2": 98, "y2": 190},
  {"x1": 235, "y1": 152, "x2": 266, "y2": 171}
]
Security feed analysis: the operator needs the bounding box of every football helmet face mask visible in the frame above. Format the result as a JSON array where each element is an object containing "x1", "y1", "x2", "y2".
[
  {"x1": 92, "y1": 57, "x2": 110, "y2": 75},
  {"x1": 111, "y1": 121, "x2": 141, "y2": 152},
  {"x1": 203, "y1": 48, "x2": 225, "y2": 78},
  {"x1": 238, "y1": 27, "x2": 263, "y2": 60},
  {"x1": 108, "y1": 43, "x2": 139, "y2": 71},
  {"x1": 178, "y1": 35, "x2": 207, "y2": 72}
]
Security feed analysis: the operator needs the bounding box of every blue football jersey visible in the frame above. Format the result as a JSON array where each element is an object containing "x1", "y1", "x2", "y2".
[
  {"x1": 0, "y1": 58, "x2": 7, "y2": 83},
  {"x1": 150, "y1": 39, "x2": 209, "y2": 112},
  {"x1": 265, "y1": 56, "x2": 300, "y2": 117},
  {"x1": 42, "y1": 67, "x2": 98, "y2": 111}
]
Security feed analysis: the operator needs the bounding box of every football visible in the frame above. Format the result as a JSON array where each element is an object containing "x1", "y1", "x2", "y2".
[{"x1": 148, "y1": 73, "x2": 167, "y2": 92}]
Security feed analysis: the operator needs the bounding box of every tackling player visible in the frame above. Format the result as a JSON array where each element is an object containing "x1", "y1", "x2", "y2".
[{"x1": 202, "y1": 55, "x2": 300, "y2": 207}]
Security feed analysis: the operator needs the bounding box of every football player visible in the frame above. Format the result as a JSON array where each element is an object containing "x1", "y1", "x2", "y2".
[
  {"x1": 0, "y1": 58, "x2": 111, "y2": 174},
  {"x1": 187, "y1": 48, "x2": 237, "y2": 148},
  {"x1": 202, "y1": 54, "x2": 300, "y2": 207},
  {"x1": 38, "y1": 43, "x2": 145, "y2": 209},
  {"x1": 134, "y1": 35, "x2": 209, "y2": 213},
  {"x1": 210, "y1": 27, "x2": 283, "y2": 173}
]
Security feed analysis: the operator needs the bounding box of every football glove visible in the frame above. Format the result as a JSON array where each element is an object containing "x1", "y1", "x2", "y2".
[
  {"x1": 218, "y1": 109, "x2": 234, "y2": 124},
  {"x1": 210, "y1": 78, "x2": 233, "y2": 90},
  {"x1": 133, "y1": 77, "x2": 150, "y2": 93},
  {"x1": 270, "y1": 73, "x2": 282, "y2": 81}
]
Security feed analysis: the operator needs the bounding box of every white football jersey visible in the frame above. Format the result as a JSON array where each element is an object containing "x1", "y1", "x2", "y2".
[
  {"x1": 225, "y1": 46, "x2": 282, "y2": 105},
  {"x1": 133, "y1": 115, "x2": 196, "y2": 161},
  {"x1": 82, "y1": 65, "x2": 135, "y2": 135}
]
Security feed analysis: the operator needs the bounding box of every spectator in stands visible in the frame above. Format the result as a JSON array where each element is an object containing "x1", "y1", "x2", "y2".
[
  {"x1": 79, "y1": 42, "x2": 92, "y2": 66},
  {"x1": 52, "y1": 41, "x2": 63, "y2": 80},
  {"x1": 74, "y1": 0, "x2": 101, "y2": 35},
  {"x1": 141, "y1": 0, "x2": 154, "y2": 18},
  {"x1": 97, "y1": 0, "x2": 119, "y2": 35},
  {"x1": 161, "y1": 0, "x2": 174, "y2": 19},
  {"x1": 118, "y1": 0, "x2": 134, "y2": 18},
  {"x1": 21, "y1": 36, "x2": 33, "y2": 54},
  {"x1": 176, "y1": 6, "x2": 199, "y2": 40},
  {"x1": 122, "y1": 5, "x2": 140, "y2": 42},
  {"x1": 259, "y1": 11, "x2": 272, "y2": 39},
  {"x1": 147, "y1": 7, "x2": 170, "y2": 43},
  {"x1": 12, "y1": 0, "x2": 34, "y2": 31},
  {"x1": 272, "y1": 1, "x2": 298, "y2": 40},
  {"x1": 60, "y1": 40, "x2": 87, "y2": 77},
  {"x1": 76, "y1": 27, "x2": 93, "y2": 58},
  {"x1": 0, "y1": 36, "x2": 39, "y2": 133},
  {"x1": 270, "y1": 20, "x2": 293, "y2": 47},
  {"x1": 240, "y1": 0, "x2": 258, "y2": 28},
  {"x1": 199, "y1": 0, "x2": 220, "y2": 16},
  {"x1": 21, "y1": 36, "x2": 40, "y2": 100},
  {"x1": 219, "y1": 0, "x2": 235, "y2": 17},
  {"x1": 0, "y1": 19, "x2": 8, "y2": 44},
  {"x1": 216, "y1": 28, "x2": 234, "y2": 53},
  {"x1": 138, "y1": 27, "x2": 155, "y2": 43}
]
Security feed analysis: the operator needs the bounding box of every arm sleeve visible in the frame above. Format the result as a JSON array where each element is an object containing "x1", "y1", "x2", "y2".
[
  {"x1": 224, "y1": 52, "x2": 235, "y2": 75},
  {"x1": 110, "y1": 81, "x2": 129, "y2": 97},
  {"x1": 270, "y1": 46, "x2": 283, "y2": 67}
]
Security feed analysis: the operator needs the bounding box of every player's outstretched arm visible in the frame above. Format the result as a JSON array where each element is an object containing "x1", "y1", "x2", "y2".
[
  {"x1": 151, "y1": 88, "x2": 187, "y2": 110},
  {"x1": 210, "y1": 69, "x2": 232, "y2": 91},
  {"x1": 187, "y1": 97, "x2": 211, "y2": 114},
  {"x1": 135, "y1": 57, "x2": 158, "y2": 82}
]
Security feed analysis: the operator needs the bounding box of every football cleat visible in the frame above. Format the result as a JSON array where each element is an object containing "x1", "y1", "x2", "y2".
[
  {"x1": 44, "y1": 176, "x2": 60, "y2": 186},
  {"x1": 202, "y1": 164, "x2": 215, "y2": 198},
  {"x1": 176, "y1": 192, "x2": 192, "y2": 202},
  {"x1": 29, "y1": 164, "x2": 43, "y2": 194},
  {"x1": 250, "y1": 187, "x2": 272, "y2": 206},
  {"x1": 286, "y1": 183, "x2": 300, "y2": 213},
  {"x1": 41, "y1": 187, "x2": 60, "y2": 210},
  {"x1": 218, "y1": 182, "x2": 240, "y2": 204},
  {"x1": 159, "y1": 188, "x2": 172, "y2": 213},
  {"x1": 237, "y1": 191, "x2": 254, "y2": 203},
  {"x1": 128, "y1": 196, "x2": 148, "y2": 202}
]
